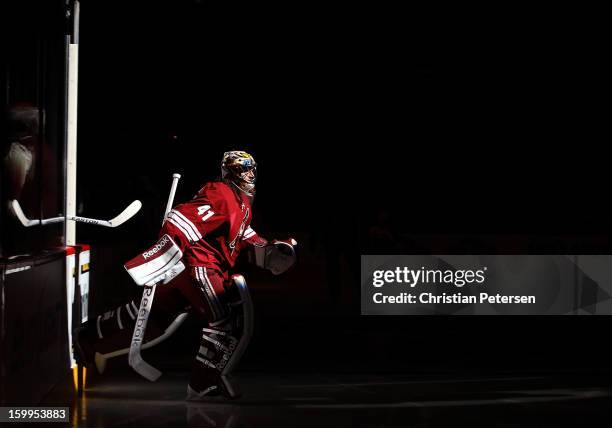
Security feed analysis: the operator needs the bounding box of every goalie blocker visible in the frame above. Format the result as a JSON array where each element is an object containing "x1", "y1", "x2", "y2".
[{"x1": 124, "y1": 234, "x2": 185, "y2": 286}]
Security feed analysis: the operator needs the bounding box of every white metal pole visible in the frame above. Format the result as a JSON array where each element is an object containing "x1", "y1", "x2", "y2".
[
  {"x1": 66, "y1": 0, "x2": 80, "y2": 246},
  {"x1": 65, "y1": 1, "x2": 81, "y2": 372}
]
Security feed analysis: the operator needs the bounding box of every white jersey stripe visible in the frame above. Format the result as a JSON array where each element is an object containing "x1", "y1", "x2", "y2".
[
  {"x1": 196, "y1": 267, "x2": 220, "y2": 319},
  {"x1": 171, "y1": 210, "x2": 202, "y2": 241},
  {"x1": 166, "y1": 217, "x2": 191, "y2": 241},
  {"x1": 203, "y1": 267, "x2": 223, "y2": 320},
  {"x1": 171, "y1": 210, "x2": 203, "y2": 241},
  {"x1": 202, "y1": 267, "x2": 224, "y2": 318},
  {"x1": 172, "y1": 209, "x2": 202, "y2": 238},
  {"x1": 203, "y1": 267, "x2": 224, "y2": 319},
  {"x1": 166, "y1": 217, "x2": 197, "y2": 243},
  {"x1": 167, "y1": 215, "x2": 199, "y2": 243},
  {"x1": 168, "y1": 210, "x2": 193, "y2": 233}
]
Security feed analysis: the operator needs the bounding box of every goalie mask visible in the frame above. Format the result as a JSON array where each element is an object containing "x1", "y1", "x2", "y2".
[{"x1": 221, "y1": 151, "x2": 257, "y2": 196}]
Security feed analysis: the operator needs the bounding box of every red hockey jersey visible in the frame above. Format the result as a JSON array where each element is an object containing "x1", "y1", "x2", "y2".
[{"x1": 161, "y1": 181, "x2": 266, "y2": 271}]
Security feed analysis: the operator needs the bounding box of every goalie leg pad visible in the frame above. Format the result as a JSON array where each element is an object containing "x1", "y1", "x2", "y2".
[{"x1": 190, "y1": 274, "x2": 253, "y2": 398}]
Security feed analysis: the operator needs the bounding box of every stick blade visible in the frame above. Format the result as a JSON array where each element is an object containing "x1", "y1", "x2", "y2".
[
  {"x1": 129, "y1": 353, "x2": 162, "y2": 381},
  {"x1": 109, "y1": 200, "x2": 142, "y2": 227},
  {"x1": 11, "y1": 200, "x2": 38, "y2": 226}
]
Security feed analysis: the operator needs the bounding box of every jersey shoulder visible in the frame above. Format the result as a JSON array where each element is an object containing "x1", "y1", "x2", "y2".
[
  {"x1": 196, "y1": 181, "x2": 234, "y2": 200},
  {"x1": 196, "y1": 181, "x2": 234, "y2": 198},
  {"x1": 190, "y1": 181, "x2": 235, "y2": 211}
]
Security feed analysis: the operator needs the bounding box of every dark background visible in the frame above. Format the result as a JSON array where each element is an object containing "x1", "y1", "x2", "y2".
[
  {"x1": 75, "y1": 1, "x2": 610, "y2": 250},
  {"x1": 76, "y1": 1, "x2": 611, "y2": 374},
  {"x1": 4, "y1": 0, "x2": 611, "y2": 377}
]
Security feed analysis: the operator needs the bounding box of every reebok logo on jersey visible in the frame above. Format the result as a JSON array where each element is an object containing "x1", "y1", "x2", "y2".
[{"x1": 142, "y1": 235, "x2": 170, "y2": 260}]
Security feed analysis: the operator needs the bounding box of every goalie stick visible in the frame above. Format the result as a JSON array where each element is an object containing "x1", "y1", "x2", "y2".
[
  {"x1": 128, "y1": 173, "x2": 181, "y2": 381},
  {"x1": 11, "y1": 199, "x2": 142, "y2": 228}
]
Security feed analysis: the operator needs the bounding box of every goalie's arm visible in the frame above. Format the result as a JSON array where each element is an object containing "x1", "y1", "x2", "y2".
[
  {"x1": 242, "y1": 226, "x2": 297, "y2": 250},
  {"x1": 242, "y1": 226, "x2": 269, "y2": 247},
  {"x1": 162, "y1": 198, "x2": 228, "y2": 247}
]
